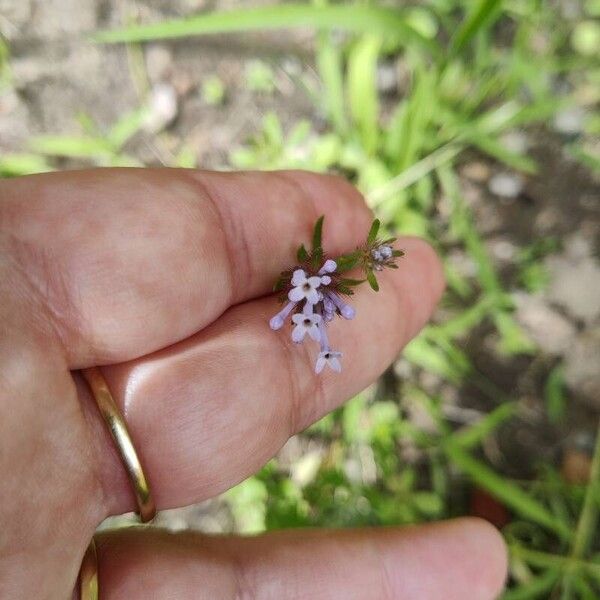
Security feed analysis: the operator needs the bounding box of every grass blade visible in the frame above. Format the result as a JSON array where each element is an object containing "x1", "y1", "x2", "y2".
[
  {"x1": 545, "y1": 365, "x2": 566, "y2": 424},
  {"x1": 500, "y1": 569, "x2": 560, "y2": 600},
  {"x1": 565, "y1": 421, "x2": 600, "y2": 571},
  {"x1": 0, "y1": 153, "x2": 52, "y2": 177},
  {"x1": 94, "y1": 4, "x2": 438, "y2": 55},
  {"x1": 451, "y1": 402, "x2": 517, "y2": 449},
  {"x1": 449, "y1": 0, "x2": 504, "y2": 56},
  {"x1": 445, "y1": 442, "x2": 572, "y2": 540},
  {"x1": 30, "y1": 136, "x2": 113, "y2": 159},
  {"x1": 347, "y1": 35, "x2": 381, "y2": 154},
  {"x1": 316, "y1": 32, "x2": 347, "y2": 135}
]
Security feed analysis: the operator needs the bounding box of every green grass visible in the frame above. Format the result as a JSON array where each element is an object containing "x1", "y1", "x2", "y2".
[{"x1": 2, "y1": 0, "x2": 599, "y2": 596}]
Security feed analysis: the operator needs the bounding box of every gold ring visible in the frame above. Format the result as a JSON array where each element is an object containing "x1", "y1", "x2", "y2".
[
  {"x1": 79, "y1": 538, "x2": 98, "y2": 600},
  {"x1": 82, "y1": 367, "x2": 156, "y2": 522}
]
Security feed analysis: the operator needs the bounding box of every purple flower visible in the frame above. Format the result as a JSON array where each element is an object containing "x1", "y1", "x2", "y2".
[
  {"x1": 314, "y1": 318, "x2": 343, "y2": 373},
  {"x1": 323, "y1": 295, "x2": 336, "y2": 322},
  {"x1": 288, "y1": 269, "x2": 322, "y2": 304},
  {"x1": 315, "y1": 350, "x2": 343, "y2": 374},
  {"x1": 269, "y1": 216, "x2": 402, "y2": 376},
  {"x1": 269, "y1": 300, "x2": 297, "y2": 330},
  {"x1": 327, "y1": 292, "x2": 356, "y2": 320},
  {"x1": 380, "y1": 245, "x2": 392, "y2": 259},
  {"x1": 319, "y1": 259, "x2": 337, "y2": 275},
  {"x1": 291, "y1": 311, "x2": 322, "y2": 343}
]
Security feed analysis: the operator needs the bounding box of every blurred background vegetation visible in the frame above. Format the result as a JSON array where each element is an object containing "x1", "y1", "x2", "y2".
[{"x1": 1, "y1": 0, "x2": 599, "y2": 597}]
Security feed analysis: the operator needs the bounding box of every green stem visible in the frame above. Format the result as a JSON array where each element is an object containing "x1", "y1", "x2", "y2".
[
  {"x1": 562, "y1": 419, "x2": 600, "y2": 593},
  {"x1": 509, "y1": 545, "x2": 600, "y2": 584}
]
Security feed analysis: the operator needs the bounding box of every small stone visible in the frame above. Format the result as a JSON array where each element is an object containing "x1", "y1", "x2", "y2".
[
  {"x1": 514, "y1": 292, "x2": 577, "y2": 355},
  {"x1": 461, "y1": 161, "x2": 490, "y2": 182},
  {"x1": 561, "y1": 448, "x2": 592, "y2": 484},
  {"x1": 564, "y1": 327, "x2": 600, "y2": 409},
  {"x1": 489, "y1": 238, "x2": 517, "y2": 262},
  {"x1": 488, "y1": 172, "x2": 524, "y2": 198},
  {"x1": 546, "y1": 254, "x2": 600, "y2": 323},
  {"x1": 144, "y1": 83, "x2": 178, "y2": 133},
  {"x1": 377, "y1": 62, "x2": 398, "y2": 94},
  {"x1": 553, "y1": 106, "x2": 586, "y2": 135},
  {"x1": 500, "y1": 130, "x2": 530, "y2": 154}
]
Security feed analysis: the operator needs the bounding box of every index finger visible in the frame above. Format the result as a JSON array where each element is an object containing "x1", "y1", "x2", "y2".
[{"x1": 0, "y1": 168, "x2": 372, "y2": 367}]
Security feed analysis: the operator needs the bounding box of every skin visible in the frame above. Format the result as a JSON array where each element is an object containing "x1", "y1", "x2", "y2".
[{"x1": 0, "y1": 168, "x2": 508, "y2": 599}]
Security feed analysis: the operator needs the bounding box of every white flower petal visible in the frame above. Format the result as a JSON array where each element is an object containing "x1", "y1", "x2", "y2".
[
  {"x1": 307, "y1": 276, "x2": 322, "y2": 288},
  {"x1": 306, "y1": 288, "x2": 320, "y2": 304},
  {"x1": 288, "y1": 287, "x2": 304, "y2": 302},
  {"x1": 329, "y1": 357, "x2": 342, "y2": 372},
  {"x1": 315, "y1": 356, "x2": 326, "y2": 374},
  {"x1": 291, "y1": 269, "x2": 307, "y2": 287},
  {"x1": 307, "y1": 324, "x2": 321, "y2": 341},
  {"x1": 291, "y1": 325, "x2": 306, "y2": 343},
  {"x1": 291, "y1": 313, "x2": 305, "y2": 324}
]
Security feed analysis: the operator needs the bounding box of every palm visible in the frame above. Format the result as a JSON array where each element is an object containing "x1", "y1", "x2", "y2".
[{"x1": 0, "y1": 168, "x2": 506, "y2": 599}]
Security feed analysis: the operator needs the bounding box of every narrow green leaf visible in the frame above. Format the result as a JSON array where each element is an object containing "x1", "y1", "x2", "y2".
[
  {"x1": 311, "y1": 216, "x2": 324, "y2": 253},
  {"x1": 438, "y1": 297, "x2": 496, "y2": 339},
  {"x1": 311, "y1": 216, "x2": 325, "y2": 268},
  {"x1": 388, "y1": 68, "x2": 437, "y2": 172},
  {"x1": 545, "y1": 365, "x2": 566, "y2": 424},
  {"x1": 451, "y1": 403, "x2": 517, "y2": 449},
  {"x1": 367, "y1": 219, "x2": 380, "y2": 245},
  {"x1": 273, "y1": 276, "x2": 286, "y2": 292},
  {"x1": 297, "y1": 244, "x2": 309, "y2": 263},
  {"x1": 316, "y1": 30, "x2": 347, "y2": 135},
  {"x1": 339, "y1": 277, "x2": 366, "y2": 286},
  {"x1": 500, "y1": 569, "x2": 560, "y2": 600},
  {"x1": 30, "y1": 135, "x2": 113, "y2": 159},
  {"x1": 94, "y1": 5, "x2": 439, "y2": 56},
  {"x1": 347, "y1": 35, "x2": 382, "y2": 154},
  {"x1": 444, "y1": 442, "x2": 572, "y2": 540},
  {"x1": 568, "y1": 421, "x2": 600, "y2": 562},
  {"x1": 337, "y1": 285, "x2": 355, "y2": 296},
  {"x1": 107, "y1": 106, "x2": 150, "y2": 149},
  {"x1": 571, "y1": 576, "x2": 599, "y2": 600},
  {"x1": 0, "y1": 153, "x2": 52, "y2": 177},
  {"x1": 366, "y1": 269, "x2": 379, "y2": 291},
  {"x1": 449, "y1": 0, "x2": 504, "y2": 56},
  {"x1": 404, "y1": 335, "x2": 464, "y2": 384},
  {"x1": 468, "y1": 133, "x2": 538, "y2": 174},
  {"x1": 336, "y1": 251, "x2": 362, "y2": 273}
]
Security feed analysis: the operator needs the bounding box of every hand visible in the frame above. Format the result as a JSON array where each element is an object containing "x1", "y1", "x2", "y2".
[{"x1": 0, "y1": 168, "x2": 507, "y2": 599}]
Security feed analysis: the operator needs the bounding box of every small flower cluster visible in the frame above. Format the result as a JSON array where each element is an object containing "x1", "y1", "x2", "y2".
[
  {"x1": 270, "y1": 217, "x2": 404, "y2": 374},
  {"x1": 371, "y1": 244, "x2": 393, "y2": 269}
]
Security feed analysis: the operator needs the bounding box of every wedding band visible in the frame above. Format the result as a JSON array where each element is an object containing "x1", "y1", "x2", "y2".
[
  {"x1": 82, "y1": 367, "x2": 156, "y2": 522},
  {"x1": 79, "y1": 539, "x2": 98, "y2": 600}
]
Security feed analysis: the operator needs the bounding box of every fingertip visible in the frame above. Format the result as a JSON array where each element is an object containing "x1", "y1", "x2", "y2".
[
  {"x1": 377, "y1": 518, "x2": 508, "y2": 600},
  {"x1": 380, "y1": 236, "x2": 445, "y2": 344},
  {"x1": 454, "y1": 517, "x2": 509, "y2": 598},
  {"x1": 398, "y1": 236, "x2": 446, "y2": 304}
]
